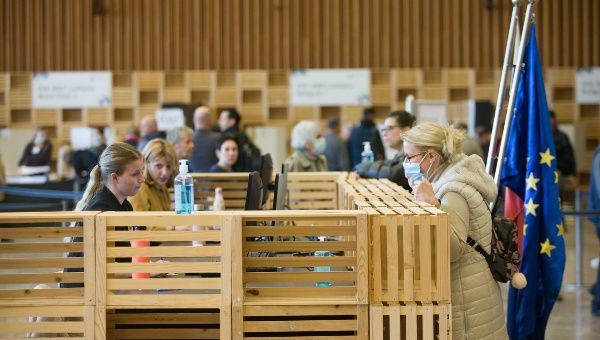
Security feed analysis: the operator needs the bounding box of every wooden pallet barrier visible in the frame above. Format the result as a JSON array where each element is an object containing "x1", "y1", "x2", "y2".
[
  {"x1": 370, "y1": 302, "x2": 451, "y2": 340},
  {"x1": 286, "y1": 172, "x2": 345, "y2": 210},
  {"x1": 192, "y1": 173, "x2": 250, "y2": 210},
  {"x1": 0, "y1": 211, "x2": 97, "y2": 339}
]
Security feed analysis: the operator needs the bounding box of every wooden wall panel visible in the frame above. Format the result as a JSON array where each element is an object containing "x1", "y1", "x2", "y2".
[{"x1": 1, "y1": 0, "x2": 599, "y2": 71}]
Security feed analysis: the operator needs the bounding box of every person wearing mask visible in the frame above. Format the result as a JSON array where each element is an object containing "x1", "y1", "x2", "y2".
[
  {"x1": 137, "y1": 114, "x2": 164, "y2": 151},
  {"x1": 284, "y1": 120, "x2": 327, "y2": 172},
  {"x1": 18, "y1": 128, "x2": 52, "y2": 175},
  {"x1": 63, "y1": 142, "x2": 145, "y2": 288},
  {"x1": 218, "y1": 108, "x2": 261, "y2": 171},
  {"x1": 323, "y1": 117, "x2": 350, "y2": 171},
  {"x1": 166, "y1": 126, "x2": 195, "y2": 163},
  {"x1": 129, "y1": 139, "x2": 178, "y2": 212},
  {"x1": 190, "y1": 106, "x2": 220, "y2": 172},
  {"x1": 347, "y1": 107, "x2": 385, "y2": 168},
  {"x1": 353, "y1": 110, "x2": 416, "y2": 190},
  {"x1": 402, "y1": 122, "x2": 507, "y2": 339},
  {"x1": 209, "y1": 135, "x2": 239, "y2": 173}
]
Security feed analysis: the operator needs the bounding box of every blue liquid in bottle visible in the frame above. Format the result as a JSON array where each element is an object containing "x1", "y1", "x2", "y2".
[
  {"x1": 314, "y1": 237, "x2": 332, "y2": 287},
  {"x1": 175, "y1": 160, "x2": 194, "y2": 214}
]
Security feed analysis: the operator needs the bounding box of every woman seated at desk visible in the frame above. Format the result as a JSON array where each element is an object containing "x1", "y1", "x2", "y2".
[
  {"x1": 18, "y1": 128, "x2": 52, "y2": 176},
  {"x1": 209, "y1": 135, "x2": 239, "y2": 173},
  {"x1": 129, "y1": 139, "x2": 177, "y2": 212}
]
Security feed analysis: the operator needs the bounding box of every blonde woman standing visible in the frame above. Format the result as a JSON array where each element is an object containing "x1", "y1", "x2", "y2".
[
  {"x1": 402, "y1": 122, "x2": 507, "y2": 339},
  {"x1": 129, "y1": 139, "x2": 178, "y2": 211}
]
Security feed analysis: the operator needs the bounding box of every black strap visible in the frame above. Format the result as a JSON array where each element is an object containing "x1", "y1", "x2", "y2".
[{"x1": 467, "y1": 236, "x2": 490, "y2": 260}]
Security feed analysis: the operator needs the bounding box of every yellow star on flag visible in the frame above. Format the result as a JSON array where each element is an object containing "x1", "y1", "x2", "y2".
[
  {"x1": 540, "y1": 238, "x2": 556, "y2": 257},
  {"x1": 556, "y1": 223, "x2": 565, "y2": 236},
  {"x1": 526, "y1": 172, "x2": 540, "y2": 191},
  {"x1": 523, "y1": 223, "x2": 528, "y2": 236},
  {"x1": 554, "y1": 171, "x2": 559, "y2": 184},
  {"x1": 539, "y1": 148, "x2": 555, "y2": 167},
  {"x1": 525, "y1": 198, "x2": 539, "y2": 216}
]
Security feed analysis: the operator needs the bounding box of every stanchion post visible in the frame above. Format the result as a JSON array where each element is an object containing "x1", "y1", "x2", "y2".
[{"x1": 575, "y1": 188, "x2": 583, "y2": 287}]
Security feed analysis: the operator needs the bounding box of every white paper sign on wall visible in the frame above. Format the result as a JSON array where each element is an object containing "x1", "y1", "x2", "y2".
[
  {"x1": 155, "y1": 108, "x2": 185, "y2": 131},
  {"x1": 290, "y1": 69, "x2": 371, "y2": 106},
  {"x1": 576, "y1": 68, "x2": 600, "y2": 104},
  {"x1": 32, "y1": 72, "x2": 112, "y2": 108}
]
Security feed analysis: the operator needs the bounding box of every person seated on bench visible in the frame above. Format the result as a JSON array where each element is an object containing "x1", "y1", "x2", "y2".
[
  {"x1": 129, "y1": 139, "x2": 177, "y2": 212},
  {"x1": 62, "y1": 142, "x2": 144, "y2": 288},
  {"x1": 18, "y1": 128, "x2": 52, "y2": 176}
]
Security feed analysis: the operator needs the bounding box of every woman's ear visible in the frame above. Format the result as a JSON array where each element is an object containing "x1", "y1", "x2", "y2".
[{"x1": 110, "y1": 172, "x2": 119, "y2": 183}]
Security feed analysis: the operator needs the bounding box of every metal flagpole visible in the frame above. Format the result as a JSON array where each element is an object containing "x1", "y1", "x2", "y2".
[
  {"x1": 486, "y1": 0, "x2": 523, "y2": 175},
  {"x1": 492, "y1": 0, "x2": 539, "y2": 193}
]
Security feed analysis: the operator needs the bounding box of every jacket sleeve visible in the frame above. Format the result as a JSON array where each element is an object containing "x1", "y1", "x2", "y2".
[{"x1": 440, "y1": 191, "x2": 471, "y2": 263}]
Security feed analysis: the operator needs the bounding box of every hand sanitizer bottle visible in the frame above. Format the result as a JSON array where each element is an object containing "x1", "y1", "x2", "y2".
[
  {"x1": 314, "y1": 236, "x2": 332, "y2": 287},
  {"x1": 361, "y1": 141, "x2": 374, "y2": 163},
  {"x1": 175, "y1": 159, "x2": 194, "y2": 214}
]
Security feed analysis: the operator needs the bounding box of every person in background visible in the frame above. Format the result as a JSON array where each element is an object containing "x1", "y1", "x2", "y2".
[
  {"x1": 454, "y1": 122, "x2": 484, "y2": 159},
  {"x1": 353, "y1": 110, "x2": 416, "y2": 190},
  {"x1": 71, "y1": 128, "x2": 107, "y2": 183},
  {"x1": 18, "y1": 128, "x2": 52, "y2": 173},
  {"x1": 550, "y1": 111, "x2": 578, "y2": 191},
  {"x1": 347, "y1": 107, "x2": 385, "y2": 168},
  {"x1": 190, "y1": 106, "x2": 220, "y2": 172},
  {"x1": 588, "y1": 145, "x2": 600, "y2": 317},
  {"x1": 123, "y1": 125, "x2": 140, "y2": 147},
  {"x1": 218, "y1": 107, "x2": 261, "y2": 171},
  {"x1": 477, "y1": 125, "x2": 493, "y2": 163},
  {"x1": 166, "y1": 126, "x2": 195, "y2": 162},
  {"x1": 403, "y1": 122, "x2": 507, "y2": 339},
  {"x1": 137, "y1": 114, "x2": 164, "y2": 151},
  {"x1": 209, "y1": 135, "x2": 239, "y2": 173},
  {"x1": 284, "y1": 120, "x2": 327, "y2": 172},
  {"x1": 323, "y1": 117, "x2": 350, "y2": 171},
  {"x1": 129, "y1": 139, "x2": 177, "y2": 212}
]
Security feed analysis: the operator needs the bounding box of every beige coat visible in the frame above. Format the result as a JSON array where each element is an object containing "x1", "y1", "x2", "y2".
[
  {"x1": 284, "y1": 151, "x2": 327, "y2": 172},
  {"x1": 431, "y1": 154, "x2": 507, "y2": 340}
]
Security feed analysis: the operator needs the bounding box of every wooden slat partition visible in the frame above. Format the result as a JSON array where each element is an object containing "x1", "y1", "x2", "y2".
[
  {"x1": 191, "y1": 172, "x2": 250, "y2": 210},
  {"x1": 0, "y1": 211, "x2": 97, "y2": 339},
  {"x1": 287, "y1": 172, "x2": 346, "y2": 210},
  {"x1": 95, "y1": 211, "x2": 233, "y2": 340},
  {"x1": 231, "y1": 210, "x2": 369, "y2": 339},
  {"x1": 370, "y1": 302, "x2": 452, "y2": 340}
]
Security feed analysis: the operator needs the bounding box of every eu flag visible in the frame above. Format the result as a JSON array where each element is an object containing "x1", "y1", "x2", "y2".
[{"x1": 500, "y1": 24, "x2": 566, "y2": 340}]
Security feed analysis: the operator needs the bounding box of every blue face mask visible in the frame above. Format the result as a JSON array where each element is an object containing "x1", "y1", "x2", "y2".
[{"x1": 403, "y1": 162, "x2": 424, "y2": 181}]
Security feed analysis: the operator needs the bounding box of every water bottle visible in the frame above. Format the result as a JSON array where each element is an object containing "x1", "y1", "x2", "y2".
[
  {"x1": 212, "y1": 187, "x2": 225, "y2": 211},
  {"x1": 314, "y1": 236, "x2": 332, "y2": 287},
  {"x1": 174, "y1": 159, "x2": 194, "y2": 214},
  {"x1": 361, "y1": 141, "x2": 374, "y2": 163}
]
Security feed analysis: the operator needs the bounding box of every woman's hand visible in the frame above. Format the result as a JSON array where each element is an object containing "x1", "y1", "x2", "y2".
[{"x1": 412, "y1": 178, "x2": 438, "y2": 206}]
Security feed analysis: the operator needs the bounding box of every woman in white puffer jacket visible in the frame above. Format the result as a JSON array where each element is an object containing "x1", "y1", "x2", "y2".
[{"x1": 402, "y1": 122, "x2": 507, "y2": 340}]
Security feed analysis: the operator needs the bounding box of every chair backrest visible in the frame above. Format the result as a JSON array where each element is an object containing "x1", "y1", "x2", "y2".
[
  {"x1": 191, "y1": 172, "x2": 250, "y2": 210},
  {"x1": 286, "y1": 172, "x2": 345, "y2": 210}
]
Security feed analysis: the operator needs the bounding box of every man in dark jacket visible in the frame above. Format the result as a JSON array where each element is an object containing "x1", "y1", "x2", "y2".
[
  {"x1": 218, "y1": 108, "x2": 261, "y2": 171},
  {"x1": 323, "y1": 117, "x2": 350, "y2": 171},
  {"x1": 347, "y1": 107, "x2": 385, "y2": 168},
  {"x1": 353, "y1": 111, "x2": 416, "y2": 190},
  {"x1": 550, "y1": 111, "x2": 577, "y2": 191},
  {"x1": 190, "y1": 106, "x2": 220, "y2": 172}
]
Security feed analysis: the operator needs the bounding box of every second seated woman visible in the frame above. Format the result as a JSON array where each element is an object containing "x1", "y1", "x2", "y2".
[
  {"x1": 209, "y1": 135, "x2": 239, "y2": 173},
  {"x1": 129, "y1": 139, "x2": 178, "y2": 211}
]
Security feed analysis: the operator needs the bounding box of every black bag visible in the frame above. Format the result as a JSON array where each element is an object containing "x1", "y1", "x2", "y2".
[{"x1": 467, "y1": 200, "x2": 521, "y2": 283}]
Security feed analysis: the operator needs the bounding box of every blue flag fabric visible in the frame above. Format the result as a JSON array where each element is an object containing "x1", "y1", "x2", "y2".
[{"x1": 500, "y1": 24, "x2": 566, "y2": 340}]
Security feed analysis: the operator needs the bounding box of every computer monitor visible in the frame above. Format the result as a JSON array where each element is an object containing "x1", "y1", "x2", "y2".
[
  {"x1": 259, "y1": 154, "x2": 273, "y2": 207},
  {"x1": 272, "y1": 172, "x2": 288, "y2": 211},
  {"x1": 244, "y1": 171, "x2": 263, "y2": 211}
]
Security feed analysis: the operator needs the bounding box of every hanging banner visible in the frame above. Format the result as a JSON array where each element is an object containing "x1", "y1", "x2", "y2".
[
  {"x1": 32, "y1": 72, "x2": 112, "y2": 108},
  {"x1": 576, "y1": 68, "x2": 600, "y2": 104},
  {"x1": 290, "y1": 69, "x2": 370, "y2": 106}
]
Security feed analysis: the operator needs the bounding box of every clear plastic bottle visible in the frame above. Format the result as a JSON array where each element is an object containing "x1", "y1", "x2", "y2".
[
  {"x1": 314, "y1": 236, "x2": 332, "y2": 287},
  {"x1": 174, "y1": 159, "x2": 194, "y2": 214},
  {"x1": 361, "y1": 141, "x2": 374, "y2": 163},
  {"x1": 212, "y1": 187, "x2": 225, "y2": 211}
]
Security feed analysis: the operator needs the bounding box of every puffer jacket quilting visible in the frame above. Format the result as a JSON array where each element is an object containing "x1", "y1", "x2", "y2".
[{"x1": 432, "y1": 154, "x2": 507, "y2": 340}]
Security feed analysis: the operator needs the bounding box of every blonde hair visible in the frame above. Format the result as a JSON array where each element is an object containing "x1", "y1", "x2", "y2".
[
  {"x1": 402, "y1": 122, "x2": 465, "y2": 163},
  {"x1": 75, "y1": 142, "x2": 142, "y2": 211},
  {"x1": 142, "y1": 139, "x2": 178, "y2": 187}
]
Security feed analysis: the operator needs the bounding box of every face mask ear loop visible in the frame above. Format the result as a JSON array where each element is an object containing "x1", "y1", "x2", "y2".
[{"x1": 424, "y1": 152, "x2": 438, "y2": 180}]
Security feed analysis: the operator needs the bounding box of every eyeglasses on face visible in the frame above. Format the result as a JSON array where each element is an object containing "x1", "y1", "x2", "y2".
[{"x1": 404, "y1": 151, "x2": 427, "y2": 163}]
